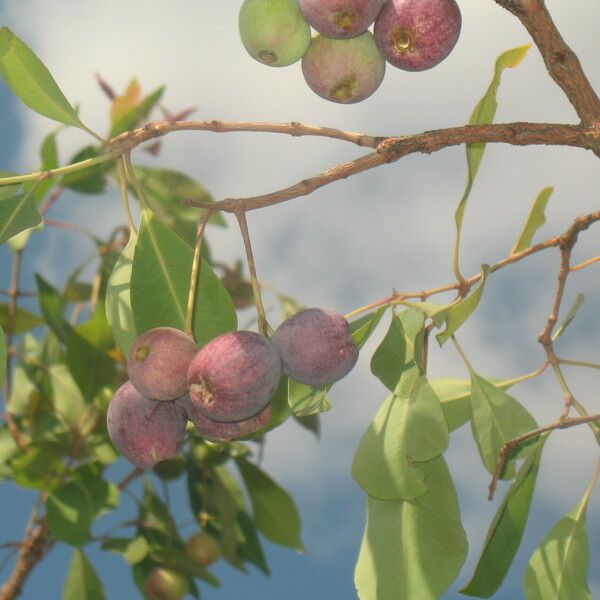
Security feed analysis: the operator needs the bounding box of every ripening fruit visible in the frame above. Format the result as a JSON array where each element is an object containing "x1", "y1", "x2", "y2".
[
  {"x1": 374, "y1": 0, "x2": 461, "y2": 71},
  {"x1": 273, "y1": 308, "x2": 359, "y2": 385},
  {"x1": 301, "y1": 31, "x2": 385, "y2": 103},
  {"x1": 127, "y1": 327, "x2": 197, "y2": 401},
  {"x1": 299, "y1": 0, "x2": 384, "y2": 38},
  {"x1": 107, "y1": 381, "x2": 186, "y2": 468},
  {"x1": 239, "y1": 0, "x2": 311, "y2": 67},
  {"x1": 185, "y1": 532, "x2": 222, "y2": 567},
  {"x1": 183, "y1": 394, "x2": 272, "y2": 442},
  {"x1": 144, "y1": 567, "x2": 189, "y2": 600},
  {"x1": 187, "y1": 331, "x2": 281, "y2": 423}
]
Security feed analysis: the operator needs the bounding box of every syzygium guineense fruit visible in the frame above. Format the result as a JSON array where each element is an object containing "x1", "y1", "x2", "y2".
[
  {"x1": 185, "y1": 532, "x2": 222, "y2": 567},
  {"x1": 299, "y1": 0, "x2": 384, "y2": 39},
  {"x1": 144, "y1": 567, "x2": 189, "y2": 600},
  {"x1": 183, "y1": 394, "x2": 272, "y2": 442},
  {"x1": 107, "y1": 381, "x2": 186, "y2": 468},
  {"x1": 273, "y1": 308, "x2": 359, "y2": 385},
  {"x1": 301, "y1": 31, "x2": 385, "y2": 103},
  {"x1": 127, "y1": 327, "x2": 197, "y2": 401},
  {"x1": 374, "y1": 0, "x2": 461, "y2": 71},
  {"x1": 239, "y1": 0, "x2": 311, "y2": 67},
  {"x1": 187, "y1": 331, "x2": 281, "y2": 423},
  {"x1": 152, "y1": 456, "x2": 186, "y2": 480}
]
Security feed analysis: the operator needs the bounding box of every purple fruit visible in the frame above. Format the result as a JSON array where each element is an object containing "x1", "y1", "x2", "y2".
[
  {"x1": 301, "y1": 31, "x2": 385, "y2": 104},
  {"x1": 273, "y1": 308, "x2": 359, "y2": 386},
  {"x1": 183, "y1": 394, "x2": 272, "y2": 442},
  {"x1": 128, "y1": 327, "x2": 197, "y2": 401},
  {"x1": 299, "y1": 0, "x2": 384, "y2": 38},
  {"x1": 107, "y1": 381, "x2": 187, "y2": 468},
  {"x1": 374, "y1": 0, "x2": 461, "y2": 71},
  {"x1": 187, "y1": 331, "x2": 281, "y2": 423}
]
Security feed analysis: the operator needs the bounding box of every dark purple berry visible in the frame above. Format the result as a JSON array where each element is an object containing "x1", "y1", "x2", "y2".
[{"x1": 299, "y1": 0, "x2": 384, "y2": 38}]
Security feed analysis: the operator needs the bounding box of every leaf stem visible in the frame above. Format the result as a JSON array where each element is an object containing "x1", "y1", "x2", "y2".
[
  {"x1": 123, "y1": 152, "x2": 149, "y2": 210},
  {"x1": 450, "y1": 335, "x2": 475, "y2": 374},
  {"x1": 117, "y1": 157, "x2": 137, "y2": 235},
  {"x1": 558, "y1": 358, "x2": 600, "y2": 370}
]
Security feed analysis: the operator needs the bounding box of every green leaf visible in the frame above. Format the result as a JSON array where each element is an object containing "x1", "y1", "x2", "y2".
[
  {"x1": 352, "y1": 368, "x2": 449, "y2": 500},
  {"x1": 454, "y1": 45, "x2": 530, "y2": 257},
  {"x1": 0, "y1": 190, "x2": 42, "y2": 245},
  {"x1": 46, "y1": 462, "x2": 119, "y2": 546},
  {"x1": 461, "y1": 435, "x2": 547, "y2": 597},
  {"x1": 130, "y1": 209, "x2": 237, "y2": 346},
  {"x1": 287, "y1": 379, "x2": 331, "y2": 416},
  {"x1": 101, "y1": 536, "x2": 149, "y2": 565},
  {"x1": 35, "y1": 274, "x2": 72, "y2": 343},
  {"x1": 293, "y1": 413, "x2": 320, "y2": 438},
  {"x1": 349, "y1": 307, "x2": 386, "y2": 349},
  {"x1": 110, "y1": 86, "x2": 164, "y2": 137},
  {"x1": 41, "y1": 131, "x2": 59, "y2": 170},
  {"x1": 0, "y1": 425, "x2": 18, "y2": 480},
  {"x1": 370, "y1": 307, "x2": 425, "y2": 390},
  {"x1": 0, "y1": 325, "x2": 5, "y2": 388},
  {"x1": 553, "y1": 293, "x2": 584, "y2": 341},
  {"x1": 48, "y1": 364, "x2": 88, "y2": 428},
  {"x1": 105, "y1": 230, "x2": 137, "y2": 356},
  {"x1": 512, "y1": 187, "x2": 553, "y2": 253},
  {"x1": 523, "y1": 493, "x2": 593, "y2": 600},
  {"x1": 0, "y1": 28, "x2": 89, "y2": 130},
  {"x1": 130, "y1": 165, "x2": 224, "y2": 246},
  {"x1": 236, "y1": 457, "x2": 303, "y2": 550},
  {"x1": 354, "y1": 456, "x2": 468, "y2": 600},
  {"x1": 470, "y1": 371, "x2": 538, "y2": 478},
  {"x1": 0, "y1": 171, "x2": 21, "y2": 200},
  {"x1": 430, "y1": 378, "x2": 472, "y2": 431},
  {"x1": 436, "y1": 265, "x2": 490, "y2": 346},
  {"x1": 12, "y1": 447, "x2": 64, "y2": 490},
  {"x1": 0, "y1": 304, "x2": 44, "y2": 334},
  {"x1": 63, "y1": 549, "x2": 107, "y2": 600},
  {"x1": 61, "y1": 146, "x2": 107, "y2": 194},
  {"x1": 139, "y1": 479, "x2": 179, "y2": 541}
]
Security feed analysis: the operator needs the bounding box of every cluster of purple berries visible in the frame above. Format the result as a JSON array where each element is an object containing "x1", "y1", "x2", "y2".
[
  {"x1": 107, "y1": 308, "x2": 358, "y2": 468},
  {"x1": 239, "y1": 0, "x2": 462, "y2": 104}
]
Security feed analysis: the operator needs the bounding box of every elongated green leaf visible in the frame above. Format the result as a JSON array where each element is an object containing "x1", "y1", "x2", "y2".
[
  {"x1": 105, "y1": 230, "x2": 137, "y2": 356},
  {"x1": 101, "y1": 536, "x2": 149, "y2": 565},
  {"x1": 287, "y1": 379, "x2": 330, "y2": 416},
  {"x1": 0, "y1": 325, "x2": 5, "y2": 388},
  {"x1": 553, "y1": 293, "x2": 584, "y2": 341},
  {"x1": 0, "y1": 172, "x2": 21, "y2": 199},
  {"x1": 470, "y1": 371, "x2": 538, "y2": 478},
  {"x1": 12, "y1": 447, "x2": 64, "y2": 490},
  {"x1": 0, "y1": 191, "x2": 42, "y2": 245},
  {"x1": 0, "y1": 28, "x2": 88, "y2": 130},
  {"x1": 0, "y1": 426, "x2": 18, "y2": 480},
  {"x1": 48, "y1": 364, "x2": 87, "y2": 428},
  {"x1": 430, "y1": 378, "x2": 471, "y2": 431},
  {"x1": 61, "y1": 146, "x2": 107, "y2": 194},
  {"x1": 130, "y1": 210, "x2": 236, "y2": 345},
  {"x1": 352, "y1": 368, "x2": 449, "y2": 500},
  {"x1": 0, "y1": 304, "x2": 44, "y2": 334},
  {"x1": 523, "y1": 494, "x2": 593, "y2": 600},
  {"x1": 130, "y1": 166, "x2": 223, "y2": 246},
  {"x1": 41, "y1": 131, "x2": 59, "y2": 170},
  {"x1": 35, "y1": 274, "x2": 72, "y2": 343},
  {"x1": 437, "y1": 265, "x2": 490, "y2": 345},
  {"x1": 63, "y1": 549, "x2": 106, "y2": 600},
  {"x1": 355, "y1": 456, "x2": 468, "y2": 600},
  {"x1": 293, "y1": 413, "x2": 320, "y2": 437},
  {"x1": 110, "y1": 86, "x2": 164, "y2": 137},
  {"x1": 371, "y1": 307, "x2": 425, "y2": 390},
  {"x1": 236, "y1": 457, "x2": 303, "y2": 550},
  {"x1": 349, "y1": 307, "x2": 386, "y2": 349},
  {"x1": 47, "y1": 463, "x2": 119, "y2": 546},
  {"x1": 454, "y1": 45, "x2": 530, "y2": 258},
  {"x1": 512, "y1": 187, "x2": 553, "y2": 253},
  {"x1": 461, "y1": 435, "x2": 547, "y2": 597}
]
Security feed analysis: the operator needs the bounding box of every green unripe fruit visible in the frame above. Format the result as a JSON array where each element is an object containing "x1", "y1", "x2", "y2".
[
  {"x1": 239, "y1": 0, "x2": 311, "y2": 67},
  {"x1": 152, "y1": 456, "x2": 186, "y2": 480},
  {"x1": 185, "y1": 532, "x2": 221, "y2": 567},
  {"x1": 144, "y1": 567, "x2": 189, "y2": 600}
]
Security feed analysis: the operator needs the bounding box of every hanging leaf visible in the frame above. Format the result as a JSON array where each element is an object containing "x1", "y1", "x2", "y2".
[
  {"x1": 470, "y1": 371, "x2": 538, "y2": 478},
  {"x1": 63, "y1": 549, "x2": 107, "y2": 600},
  {"x1": 349, "y1": 307, "x2": 386, "y2": 349},
  {"x1": 354, "y1": 456, "x2": 468, "y2": 600},
  {"x1": 523, "y1": 487, "x2": 594, "y2": 600},
  {"x1": 130, "y1": 209, "x2": 237, "y2": 346},
  {"x1": 35, "y1": 274, "x2": 72, "y2": 343},
  {"x1": 437, "y1": 265, "x2": 490, "y2": 346},
  {"x1": 48, "y1": 364, "x2": 88, "y2": 428},
  {"x1": 461, "y1": 435, "x2": 547, "y2": 597},
  {"x1": 511, "y1": 187, "x2": 554, "y2": 254},
  {"x1": 0, "y1": 325, "x2": 5, "y2": 388},
  {"x1": 287, "y1": 379, "x2": 331, "y2": 416},
  {"x1": 0, "y1": 28, "x2": 90, "y2": 131},
  {"x1": 0, "y1": 190, "x2": 42, "y2": 245},
  {"x1": 0, "y1": 304, "x2": 44, "y2": 334},
  {"x1": 61, "y1": 146, "x2": 108, "y2": 194},
  {"x1": 236, "y1": 456, "x2": 303, "y2": 550},
  {"x1": 352, "y1": 368, "x2": 449, "y2": 500}
]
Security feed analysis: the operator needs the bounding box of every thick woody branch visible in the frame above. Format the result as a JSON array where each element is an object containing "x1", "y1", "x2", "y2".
[{"x1": 494, "y1": 0, "x2": 600, "y2": 122}]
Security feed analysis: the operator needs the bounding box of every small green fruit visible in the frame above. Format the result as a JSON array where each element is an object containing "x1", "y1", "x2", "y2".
[
  {"x1": 185, "y1": 532, "x2": 222, "y2": 567},
  {"x1": 152, "y1": 456, "x2": 186, "y2": 480},
  {"x1": 239, "y1": 0, "x2": 311, "y2": 67},
  {"x1": 144, "y1": 567, "x2": 189, "y2": 600}
]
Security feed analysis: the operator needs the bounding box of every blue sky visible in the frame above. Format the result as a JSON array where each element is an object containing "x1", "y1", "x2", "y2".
[{"x1": 1, "y1": 1, "x2": 599, "y2": 598}]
